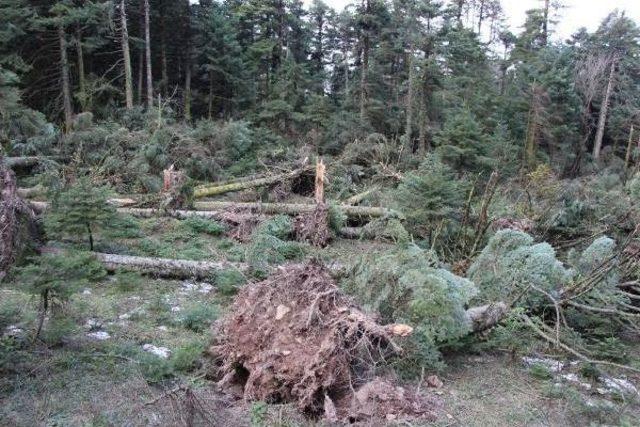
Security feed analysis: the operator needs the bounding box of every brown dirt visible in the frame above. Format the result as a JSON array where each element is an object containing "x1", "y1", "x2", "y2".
[
  {"x1": 207, "y1": 260, "x2": 439, "y2": 423},
  {"x1": 293, "y1": 203, "x2": 331, "y2": 247},
  {"x1": 220, "y1": 210, "x2": 265, "y2": 242}
]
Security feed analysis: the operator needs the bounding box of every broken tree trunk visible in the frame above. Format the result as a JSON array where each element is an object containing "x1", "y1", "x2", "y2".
[
  {"x1": 314, "y1": 159, "x2": 325, "y2": 204},
  {"x1": 193, "y1": 166, "x2": 310, "y2": 198},
  {"x1": 6, "y1": 157, "x2": 50, "y2": 168},
  {"x1": 343, "y1": 187, "x2": 379, "y2": 206},
  {"x1": 193, "y1": 201, "x2": 401, "y2": 219}
]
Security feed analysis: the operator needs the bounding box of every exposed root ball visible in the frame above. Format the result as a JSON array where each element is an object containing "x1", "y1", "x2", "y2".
[
  {"x1": 208, "y1": 261, "x2": 438, "y2": 422},
  {"x1": 293, "y1": 203, "x2": 330, "y2": 247}
]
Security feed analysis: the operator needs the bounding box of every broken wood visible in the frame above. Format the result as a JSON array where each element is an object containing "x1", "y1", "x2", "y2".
[
  {"x1": 314, "y1": 158, "x2": 325, "y2": 204},
  {"x1": 193, "y1": 201, "x2": 401, "y2": 219},
  {"x1": 162, "y1": 164, "x2": 186, "y2": 193},
  {"x1": 194, "y1": 166, "x2": 310, "y2": 198}
]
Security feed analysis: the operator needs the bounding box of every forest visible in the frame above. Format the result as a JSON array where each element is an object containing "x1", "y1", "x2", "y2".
[{"x1": 1, "y1": 0, "x2": 640, "y2": 425}]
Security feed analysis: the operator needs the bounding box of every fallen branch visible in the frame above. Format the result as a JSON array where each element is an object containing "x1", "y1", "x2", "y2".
[
  {"x1": 193, "y1": 201, "x2": 401, "y2": 219},
  {"x1": 342, "y1": 186, "x2": 379, "y2": 206}
]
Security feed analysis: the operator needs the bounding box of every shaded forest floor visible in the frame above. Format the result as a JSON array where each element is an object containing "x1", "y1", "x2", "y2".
[{"x1": 2, "y1": 217, "x2": 639, "y2": 426}]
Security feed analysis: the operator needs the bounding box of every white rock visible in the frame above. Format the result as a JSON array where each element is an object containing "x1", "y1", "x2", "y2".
[
  {"x1": 157, "y1": 326, "x2": 168, "y2": 332},
  {"x1": 198, "y1": 283, "x2": 213, "y2": 294},
  {"x1": 82, "y1": 289, "x2": 92, "y2": 295},
  {"x1": 522, "y1": 356, "x2": 565, "y2": 373},
  {"x1": 118, "y1": 313, "x2": 131, "y2": 320},
  {"x1": 87, "y1": 331, "x2": 111, "y2": 340},
  {"x1": 143, "y1": 344, "x2": 171, "y2": 359},
  {"x1": 560, "y1": 373, "x2": 591, "y2": 390},
  {"x1": 171, "y1": 306, "x2": 181, "y2": 312}
]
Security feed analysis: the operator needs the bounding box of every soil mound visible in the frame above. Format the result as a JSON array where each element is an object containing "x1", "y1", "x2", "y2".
[{"x1": 208, "y1": 260, "x2": 439, "y2": 422}]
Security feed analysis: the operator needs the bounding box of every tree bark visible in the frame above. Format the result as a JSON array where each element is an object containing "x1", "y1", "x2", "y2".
[
  {"x1": 359, "y1": 0, "x2": 370, "y2": 127},
  {"x1": 542, "y1": 0, "x2": 550, "y2": 46},
  {"x1": 405, "y1": 49, "x2": 415, "y2": 152},
  {"x1": 193, "y1": 167, "x2": 310, "y2": 198},
  {"x1": 58, "y1": 24, "x2": 73, "y2": 133},
  {"x1": 144, "y1": 0, "x2": 154, "y2": 109},
  {"x1": 75, "y1": 26, "x2": 87, "y2": 111},
  {"x1": 137, "y1": 0, "x2": 145, "y2": 105},
  {"x1": 120, "y1": 0, "x2": 134, "y2": 109},
  {"x1": 624, "y1": 125, "x2": 635, "y2": 172},
  {"x1": 193, "y1": 201, "x2": 401, "y2": 219},
  {"x1": 593, "y1": 59, "x2": 616, "y2": 160},
  {"x1": 183, "y1": 0, "x2": 192, "y2": 121}
]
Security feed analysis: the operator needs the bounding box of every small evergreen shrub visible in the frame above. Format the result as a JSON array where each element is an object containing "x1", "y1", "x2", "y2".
[
  {"x1": 45, "y1": 177, "x2": 118, "y2": 251},
  {"x1": 172, "y1": 341, "x2": 205, "y2": 373},
  {"x1": 254, "y1": 215, "x2": 293, "y2": 240},
  {"x1": 394, "y1": 154, "x2": 466, "y2": 238},
  {"x1": 182, "y1": 216, "x2": 226, "y2": 236},
  {"x1": 215, "y1": 268, "x2": 247, "y2": 296},
  {"x1": 179, "y1": 303, "x2": 219, "y2": 333}
]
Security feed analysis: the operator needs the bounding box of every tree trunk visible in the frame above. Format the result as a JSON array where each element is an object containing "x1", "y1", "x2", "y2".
[
  {"x1": 93, "y1": 252, "x2": 247, "y2": 279},
  {"x1": 75, "y1": 26, "x2": 87, "y2": 111},
  {"x1": 194, "y1": 167, "x2": 310, "y2": 198},
  {"x1": 624, "y1": 125, "x2": 635, "y2": 172},
  {"x1": 120, "y1": 0, "x2": 134, "y2": 109},
  {"x1": 58, "y1": 24, "x2": 73, "y2": 133},
  {"x1": 144, "y1": 0, "x2": 154, "y2": 109},
  {"x1": 208, "y1": 72, "x2": 214, "y2": 119},
  {"x1": 542, "y1": 0, "x2": 550, "y2": 46},
  {"x1": 160, "y1": 17, "x2": 168, "y2": 97},
  {"x1": 405, "y1": 50, "x2": 415, "y2": 152},
  {"x1": 193, "y1": 201, "x2": 401, "y2": 219},
  {"x1": 477, "y1": 0, "x2": 485, "y2": 33},
  {"x1": 137, "y1": 0, "x2": 145, "y2": 105},
  {"x1": 183, "y1": 0, "x2": 192, "y2": 122},
  {"x1": 359, "y1": 0, "x2": 370, "y2": 127},
  {"x1": 593, "y1": 59, "x2": 616, "y2": 160}
]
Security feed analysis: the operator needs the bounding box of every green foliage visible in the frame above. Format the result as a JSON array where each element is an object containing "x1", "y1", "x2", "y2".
[
  {"x1": 45, "y1": 177, "x2": 117, "y2": 251},
  {"x1": 435, "y1": 109, "x2": 493, "y2": 171},
  {"x1": 626, "y1": 173, "x2": 640, "y2": 200},
  {"x1": 182, "y1": 216, "x2": 226, "y2": 236},
  {"x1": 395, "y1": 154, "x2": 466, "y2": 238},
  {"x1": 250, "y1": 401, "x2": 268, "y2": 427},
  {"x1": 468, "y1": 230, "x2": 573, "y2": 307},
  {"x1": 17, "y1": 252, "x2": 106, "y2": 303},
  {"x1": 136, "y1": 351, "x2": 174, "y2": 384},
  {"x1": 179, "y1": 303, "x2": 219, "y2": 333},
  {"x1": 246, "y1": 234, "x2": 305, "y2": 275},
  {"x1": 345, "y1": 244, "x2": 477, "y2": 373},
  {"x1": 215, "y1": 268, "x2": 247, "y2": 296},
  {"x1": 171, "y1": 341, "x2": 206, "y2": 373},
  {"x1": 254, "y1": 215, "x2": 293, "y2": 240}
]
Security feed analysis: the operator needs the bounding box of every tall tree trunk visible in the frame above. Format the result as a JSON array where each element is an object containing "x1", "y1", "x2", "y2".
[
  {"x1": 75, "y1": 26, "x2": 87, "y2": 112},
  {"x1": 624, "y1": 125, "x2": 635, "y2": 172},
  {"x1": 120, "y1": 0, "x2": 134, "y2": 109},
  {"x1": 593, "y1": 59, "x2": 616, "y2": 160},
  {"x1": 524, "y1": 88, "x2": 541, "y2": 169},
  {"x1": 456, "y1": 0, "x2": 465, "y2": 25},
  {"x1": 359, "y1": 0, "x2": 370, "y2": 127},
  {"x1": 137, "y1": 0, "x2": 144, "y2": 105},
  {"x1": 160, "y1": 12, "x2": 168, "y2": 97},
  {"x1": 542, "y1": 0, "x2": 550, "y2": 46},
  {"x1": 58, "y1": 24, "x2": 73, "y2": 133},
  {"x1": 183, "y1": 0, "x2": 191, "y2": 121},
  {"x1": 208, "y1": 72, "x2": 214, "y2": 120},
  {"x1": 477, "y1": 0, "x2": 485, "y2": 33},
  {"x1": 405, "y1": 50, "x2": 415, "y2": 152},
  {"x1": 144, "y1": 0, "x2": 154, "y2": 109}
]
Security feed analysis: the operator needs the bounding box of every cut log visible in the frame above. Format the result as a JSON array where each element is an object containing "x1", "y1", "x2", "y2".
[
  {"x1": 17, "y1": 185, "x2": 46, "y2": 198},
  {"x1": 193, "y1": 201, "x2": 401, "y2": 219},
  {"x1": 194, "y1": 167, "x2": 311, "y2": 198},
  {"x1": 314, "y1": 158, "x2": 325, "y2": 204}
]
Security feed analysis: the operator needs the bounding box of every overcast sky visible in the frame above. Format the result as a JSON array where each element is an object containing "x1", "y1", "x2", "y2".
[{"x1": 303, "y1": 0, "x2": 640, "y2": 41}]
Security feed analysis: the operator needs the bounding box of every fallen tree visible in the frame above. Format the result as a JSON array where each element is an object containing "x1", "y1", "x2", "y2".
[
  {"x1": 1, "y1": 159, "x2": 40, "y2": 279},
  {"x1": 194, "y1": 201, "x2": 401, "y2": 218},
  {"x1": 42, "y1": 247, "x2": 247, "y2": 279},
  {"x1": 193, "y1": 166, "x2": 311, "y2": 198},
  {"x1": 209, "y1": 260, "x2": 439, "y2": 423}
]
